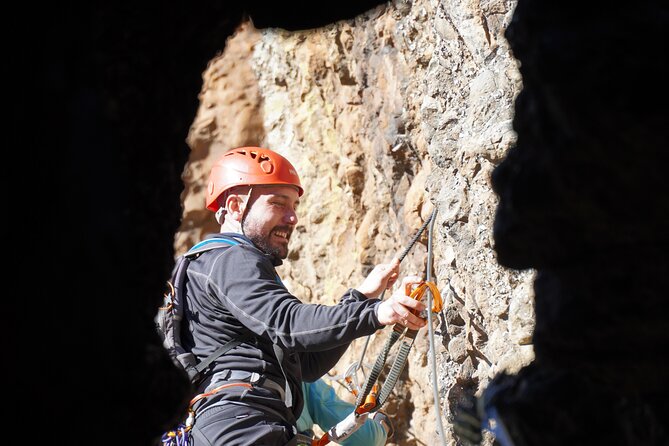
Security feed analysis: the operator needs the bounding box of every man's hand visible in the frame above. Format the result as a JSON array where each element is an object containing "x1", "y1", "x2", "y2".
[
  {"x1": 375, "y1": 276, "x2": 427, "y2": 330},
  {"x1": 356, "y1": 258, "x2": 400, "y2": 298}
]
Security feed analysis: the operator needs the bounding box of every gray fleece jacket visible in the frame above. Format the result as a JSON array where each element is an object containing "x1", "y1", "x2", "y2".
[{"x1": 182, "y1": 233, "x2": 383, "y2": 419}]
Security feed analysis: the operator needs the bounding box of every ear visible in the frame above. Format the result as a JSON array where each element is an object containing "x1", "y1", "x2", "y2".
[{"x1": 225, "y1": 194, "x2": 245, "y2": 222}]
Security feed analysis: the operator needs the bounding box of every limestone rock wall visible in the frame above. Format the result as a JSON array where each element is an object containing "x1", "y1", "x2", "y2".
[{"x1": 176, "y1": 1, "x2": 535, "y2": 444}]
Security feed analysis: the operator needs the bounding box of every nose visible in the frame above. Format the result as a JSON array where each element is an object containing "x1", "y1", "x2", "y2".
[{"x1": 284, "y1": 209, "x2": 298, "y2": 225}]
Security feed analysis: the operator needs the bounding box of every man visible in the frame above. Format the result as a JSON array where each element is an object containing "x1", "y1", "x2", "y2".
[{"x1": 182, "y1": 146, "x2": 426, "y2": 445}]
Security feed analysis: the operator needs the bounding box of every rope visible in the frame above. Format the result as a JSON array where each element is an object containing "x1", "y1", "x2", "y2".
[
  {"x1": 355, "y1": 209, "x2": 437, "y2": 374},
  {"x1": 426, "y1": 208, "x2": 448, "y2": 446},
  {"x1": 397, "y1": 212, "x2": 435, "y2": 262}
]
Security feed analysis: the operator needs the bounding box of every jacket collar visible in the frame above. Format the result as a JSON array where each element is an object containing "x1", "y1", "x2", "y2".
[{"x1": 205, "y1": 232, "x2": 284, "y2": 266}]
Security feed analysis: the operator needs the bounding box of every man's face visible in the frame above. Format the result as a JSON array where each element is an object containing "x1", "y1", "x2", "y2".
[{"x1": 242, "y1": 185, "x2": 300, "y2": 259}]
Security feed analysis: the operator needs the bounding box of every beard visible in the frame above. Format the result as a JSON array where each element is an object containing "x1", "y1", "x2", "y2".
[{"x1": 243, "y1": 221, "x2": 291, "y2": 260}]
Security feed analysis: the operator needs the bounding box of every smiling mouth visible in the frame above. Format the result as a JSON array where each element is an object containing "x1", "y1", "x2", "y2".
[{"x1": 273, "y1": 229, "x2": 291, "y2": 242}]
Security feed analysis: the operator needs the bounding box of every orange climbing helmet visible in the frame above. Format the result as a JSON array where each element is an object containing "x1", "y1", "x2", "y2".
[{"x1": 206, "y1": 146, "x2": 304, "y2": 211}]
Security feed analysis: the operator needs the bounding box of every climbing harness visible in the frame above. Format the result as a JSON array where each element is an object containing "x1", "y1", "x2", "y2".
[
  {"x1": 161, "y1": 381, "x2": 253, "y2": 445},
  {"x1": 312, "y1": 208, "x2": 444, "y2": 446}
]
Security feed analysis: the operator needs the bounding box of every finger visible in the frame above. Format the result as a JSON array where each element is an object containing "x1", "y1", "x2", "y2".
[
  {"x1": 395, "y1": 309, "x2": 426, "y2": 329},
  {"x1": 381, "y1": 264, "x2": 400, "y2": 286},
  {"x1": 388, "y1": 261, "x2": 400, "y2": 277},
  {"x1": 391, "y1": 300, "x2": 427, "y2": 328},
  {"x1": 407, "y1": 314, "x2": 427, "y2": 330},
  {"x1": 394, "y1": 295, "x2": 427, "y2": 312},
  {"x1": 385, "y1": 272, "x2": 399, "y2": 289},
  {"x1": 405, "y1": 310, "x2": 427, "y2": 329}
]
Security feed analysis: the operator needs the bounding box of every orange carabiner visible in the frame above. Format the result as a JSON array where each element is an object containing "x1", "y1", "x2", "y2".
[
  {"x1": 405, "y1": 281, "x2": 443, "y2": 314},
  {"x1": 355, "y1": 383, "x2": 378, "y2": 415}
]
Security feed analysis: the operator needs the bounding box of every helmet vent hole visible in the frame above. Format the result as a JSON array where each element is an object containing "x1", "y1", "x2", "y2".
[{"x1": 260, "y1": 160, "x2": 274, "y2": 174}]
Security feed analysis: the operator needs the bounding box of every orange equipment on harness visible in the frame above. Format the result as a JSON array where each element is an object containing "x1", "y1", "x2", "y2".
[{"x1": 311, "y1": 281, "x2": 443, "y2": 446}]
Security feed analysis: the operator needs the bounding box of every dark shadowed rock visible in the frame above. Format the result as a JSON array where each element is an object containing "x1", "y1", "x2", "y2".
[{"x1": 483, "y1": 0, "x2": 669, "y2": 444}]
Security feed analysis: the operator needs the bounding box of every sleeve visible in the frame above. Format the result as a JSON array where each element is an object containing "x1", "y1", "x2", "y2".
[
  {"x1": 299, "y1": 288, "x2": 382, "y2": 380},
  {"x1": 299, "y1": 343, "x2": 349, "y2": 382},
  {"x1": 210, "y1": 245, "x2": 383, "y2": 352},
  {"x1": 304, "y1": 378, "x2": 388, "y2": 446}
]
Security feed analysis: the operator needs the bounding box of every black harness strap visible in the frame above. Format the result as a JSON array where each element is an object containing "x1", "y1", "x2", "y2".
[{"x1": 195, "y1": 333, "x2": 254, "y2": 377}]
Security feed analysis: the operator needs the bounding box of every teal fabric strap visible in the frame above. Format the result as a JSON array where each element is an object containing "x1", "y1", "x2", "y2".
[{"x1": 297, "y1": 379, "x2": 387, "y2": 446}]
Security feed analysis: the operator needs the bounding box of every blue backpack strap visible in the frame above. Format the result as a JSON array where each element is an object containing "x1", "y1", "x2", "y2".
[{"x1": 186, "y1": 236, "x2": 240, "y2": 258}]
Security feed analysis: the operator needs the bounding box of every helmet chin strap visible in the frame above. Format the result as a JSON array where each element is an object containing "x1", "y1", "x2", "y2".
[
  {"x1": 215, "y1": 207, "x2": 226, "y2": 225},
  {"x1": 239, "y1": 186, "x2": 254, "y2": 236}
]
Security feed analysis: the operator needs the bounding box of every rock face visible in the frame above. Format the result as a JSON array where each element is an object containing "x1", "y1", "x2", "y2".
[{"x1": 178, "y1": 2, "x2": 535, "y2": 444}]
